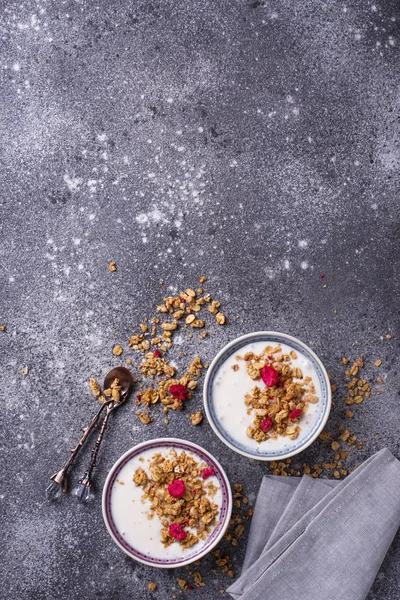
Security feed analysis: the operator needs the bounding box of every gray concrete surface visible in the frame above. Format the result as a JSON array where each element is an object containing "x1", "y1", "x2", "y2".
[{"x1": 1, "y1": 0, "x2": 399, "y2": 598}]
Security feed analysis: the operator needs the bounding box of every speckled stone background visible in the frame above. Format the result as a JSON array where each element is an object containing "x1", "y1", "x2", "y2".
[{"x1": 1, "y1": 0, "x2": 399, "y2": 598}]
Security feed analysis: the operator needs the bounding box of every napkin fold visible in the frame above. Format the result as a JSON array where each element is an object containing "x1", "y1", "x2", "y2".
[{"x1": 228, "y1": 448, "x2": 400, "y2": 600}]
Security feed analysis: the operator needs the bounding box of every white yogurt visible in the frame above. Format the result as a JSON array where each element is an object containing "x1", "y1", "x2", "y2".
[
  {"x1": 110, "y1": 446, "x2": 222, "y2": 560},
  {"x1": 212, "y1": 341, "x2": 321, "y2": 453}
]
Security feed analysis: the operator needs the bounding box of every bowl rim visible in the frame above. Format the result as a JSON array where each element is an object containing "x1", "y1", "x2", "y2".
[
  {"x1": 101, "y1": 437, "x2": 233, "y2": 568},
  {"x1": 203, "y1": 331, "x2": 332, "y2": 461}
]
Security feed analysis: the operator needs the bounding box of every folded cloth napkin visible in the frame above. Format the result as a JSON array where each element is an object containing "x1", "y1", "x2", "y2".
[{"x1": 228, "y1": 448, "x2": 400, "y2": 600}]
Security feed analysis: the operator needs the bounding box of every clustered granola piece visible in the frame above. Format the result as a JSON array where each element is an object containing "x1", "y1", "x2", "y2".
[
  {"x1": 238, "y1": 346, "x2": 318, "y2": 443},
  {"x1": 133, "y1": 449, "x2": 220, "y2": 550},
  {"x1": 89, "y1": 378, "x2": 101, "y2": 397},
  {"x1": 104, "y1": 378, "x2": 122, "y2": 402},
  {"x1": 89, "y1": 376, "x2": 122, "y2": 404},
  {"x1": 190, "y1": 411, "x2": 203, "y2": 425},
  {"x1": 109, "y1": 261, "x2": 117, "y2": 272},
  {"x1": 147, "y1": 582, "x2": 157, "y2": 591}
]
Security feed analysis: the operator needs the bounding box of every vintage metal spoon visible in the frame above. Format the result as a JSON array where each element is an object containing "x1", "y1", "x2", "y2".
[
  {"x1": 46, "y1": 367, "x2": 132, "y2": 501},
  {"x1": 75, "y1": 367, "x2": 132, "y2": 503}
]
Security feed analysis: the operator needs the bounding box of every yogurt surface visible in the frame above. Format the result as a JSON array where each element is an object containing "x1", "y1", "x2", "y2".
[
  {"x1": 211, "y1": 341, "x2": 322, "y2": 453},
  {"x1": 110, "y1": 445, "x2": 222, "y2": 560}
]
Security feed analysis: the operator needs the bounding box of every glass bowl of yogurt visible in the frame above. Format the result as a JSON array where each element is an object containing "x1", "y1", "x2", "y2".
[
  {"x1": 102, "y1": 438, "x2": 232, "y2": 567},
  {"x1": 204, "y1": 332, "x2": 331, "y2": 461}
]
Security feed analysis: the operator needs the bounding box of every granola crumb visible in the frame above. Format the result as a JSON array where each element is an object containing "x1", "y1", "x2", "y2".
[
  {"x1": 199, "y1": 275, "x2": 207, "y2": 283},
  {"x1": 89, "y1": 378, "x2": 101, "y2": 397},
  {"x1": 374, "y1": 359, "x2": 382, "y2": 367},
  {"x1": 177, "y1": 578, "x2": 187, "y2": 591},
  {"x1": 109, "y1": 261, "x2": 117, "y2": 271},
  {"x1": 148, "y1": 582, "x2": 157, "y2": 591},
  {"x1": 126, "y1": 359, "x2": 132, "y2": 365},
  {"x1": 216, "y1": 312, "x2": 226, "y2": 325},
  {"x1": 386, "y1": 334, "x2": 392, "y2": 340},
  {"x1": 0, "y1": 324, "x2": 5, "y2": 331},
  {"x1": 190, "y1": 411, "x2": 203, "y2": 426},
  {"x1": 192, "y1": 571, "x2": 205, "y2": 587},
  {"x1": 113, "y1": 344, "x2": 123, "y2": 356}
]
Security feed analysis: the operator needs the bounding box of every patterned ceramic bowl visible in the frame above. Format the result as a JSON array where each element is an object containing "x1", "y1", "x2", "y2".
[
  {"x1": 204, "y1": 332, "x2": 331, "y2": 461},
  {"x1": 102, "y1": 438, "x2": 232, "y2": 568}
]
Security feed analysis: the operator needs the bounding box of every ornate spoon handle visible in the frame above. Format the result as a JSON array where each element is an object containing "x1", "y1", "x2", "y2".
[
  {"x1": 75, "y1": 404, "x2": 113, "y2": 503},
  {"x1": 46, "y1": 402, "x2": 108, "y2": 499}
]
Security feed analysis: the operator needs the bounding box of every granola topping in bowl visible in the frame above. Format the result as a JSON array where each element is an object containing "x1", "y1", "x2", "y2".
[
  {"x1": 211, "y1": 340, "x2": 322, "y2": 453},
  {"x1": 109, "y1": 445, "x2": 223, "y2": 560}
]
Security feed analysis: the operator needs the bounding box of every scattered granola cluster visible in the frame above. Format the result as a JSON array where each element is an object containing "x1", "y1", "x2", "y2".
[
  {"x1": 134, "y1": 356, "x2": 204, "y2": 423},
  {"x1": 126, "y1": 277, "x2": 225, "y2": 426},
  {"x1": 341, "y1": 358, "x2": 371, "y2": 405},
  {"x1": 127, "y1": 277, "x2": 226, "y2": 355},
  {"x1": 213, "y1": 483, "x2": 253, "y2": 579},
  {"x1": 133, "y1": 449, "x2": 220, "y2": 550},
  {"x1": 238, "y1": 346, "x2": 318, "y2": 443}
]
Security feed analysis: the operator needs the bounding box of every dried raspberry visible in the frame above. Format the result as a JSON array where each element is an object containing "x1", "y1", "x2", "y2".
[
  {"x1": 201, "y1": 467, "x2": 215, "y2": 480},
  {"x1": 267, "y1": 356, "x2": 273, "y2": 361},
  {"x1": 136, "y1": 393, "x2": 142, "y2": 400},
  {"x1": 180, "y1": 297, "x2": 186, "y2": 303},
  {"x1": 187, "y1": 585, "x2": 194, "y2": 590},
  {"x1": 320, "y1": 274, "x2": 325, "y2": 279},
  {"x1": 168, "y1": 479, "x2": 186, "y2": 498},
  {"x1": 277, "y1": 380, "x2": 284, "y2": 388},
  {"x1": 153, "y1": 349, "x2": 161, "y2": 358},
  {"x1": 169, "y1": 384, "x2": 188, "y2": 400},
  {"x1": 261, "y1": 365, "x2": 280, "y2": 387},
  {"x1": 261, "y1": 418, "x2": 273, "y2": 432},
  {"x1": 289, "y1": 409, "x2": 302, "y2": 420},
  {"x1": 168, "y1": 522, "x2": 187, "y2": 540}
]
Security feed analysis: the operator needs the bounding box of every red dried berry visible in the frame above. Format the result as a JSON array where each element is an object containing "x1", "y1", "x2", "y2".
[
  {"x1": 187, "y1": 585, "x2": 194, "y2": 590},
  {"x1": 153, "y1": 349, "x2": 161, "y2": 358},
  {"x1": 167, "y1": 479, "x2": 186, "y2": 498},
  {"x1": 201, "y1": 467, "x2": 215, "y2": 480},
  {"x1": 261, "y1": 365, "x2": 280, "y2": 387},
  {"x1": 168, "y1": 522, "x2": 187, "y2": 540},
  {"x1": 277, "y1": 380, "x2": 284, "y2": 388},
  {"x1": 136, "y1": 393, "x2": 142, "y2": 400},
  {"x1": 267, "y1": 356, "x2": 273, "y2": 361},
  {"x1": 180, "y1": 297, "x2": 186, "y2": 303},
  {"x1": 320, "y1": 274, "x2": 325, "y2": 279},
  {"x1": 289, "y1": 409, "x2": 303, "y2": 420},
  {"x1": 169, "y1": 384, "x2": 188, "y2": 400},
  {"x1": 261, "y1": 418, "x2": 273, "y2": 432}
]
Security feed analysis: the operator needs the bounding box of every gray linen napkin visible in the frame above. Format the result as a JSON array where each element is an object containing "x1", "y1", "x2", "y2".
[{"x1": 228, "y1": 448, "x2": 400, "y2": 600}]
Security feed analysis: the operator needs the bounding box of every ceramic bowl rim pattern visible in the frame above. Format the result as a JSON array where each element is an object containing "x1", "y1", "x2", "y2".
[
  {"x1": 102, "y1": 437, "x2": 233, "y2": 568},
  {"x1": 203, "y1": 331, "x2": 332, "y2": 461}
]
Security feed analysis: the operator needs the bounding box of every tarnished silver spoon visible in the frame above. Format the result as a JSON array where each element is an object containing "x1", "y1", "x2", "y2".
[
  {"x1": 74, "y1": 367, "x2": 133, "y2": 504},
  {"x1": 46, "y1": 367, "x2": 132, "y2": 501}
]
